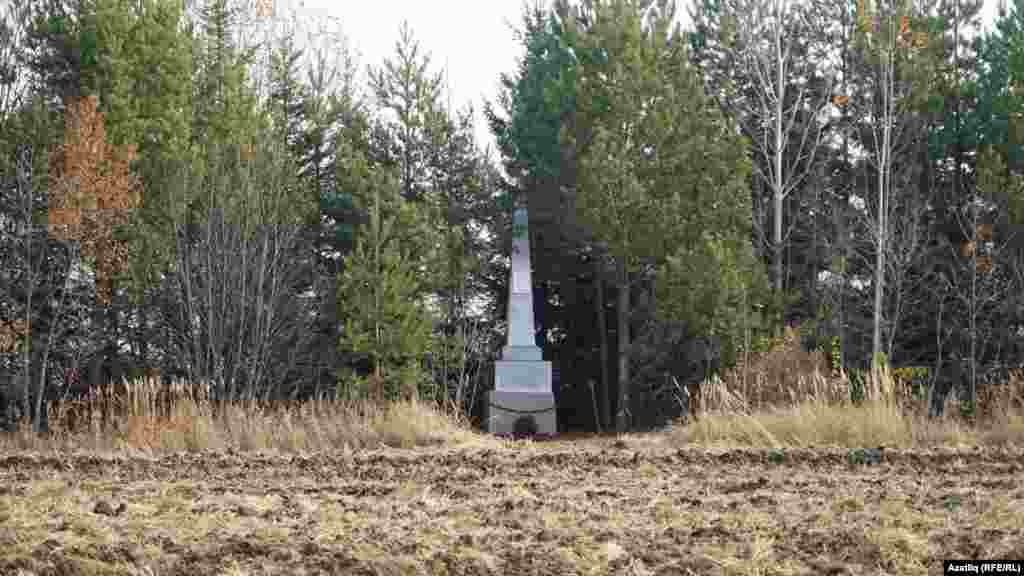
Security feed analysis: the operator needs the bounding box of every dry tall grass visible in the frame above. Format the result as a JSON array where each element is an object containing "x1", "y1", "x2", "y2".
[
  {"x1": 1, "y1": 377, "x2": 489, "y2": 454},
  {"x1": 671, "y1": 327, "x2": 1024, "y2": 449},
  {"x1": 4, "y1": 326, "x2": 1023, "y2": 454}
]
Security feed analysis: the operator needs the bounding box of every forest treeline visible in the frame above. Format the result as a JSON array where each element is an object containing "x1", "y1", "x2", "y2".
[{"x1": 0, "y1": 0, "x2": 1022, "y2": 434}]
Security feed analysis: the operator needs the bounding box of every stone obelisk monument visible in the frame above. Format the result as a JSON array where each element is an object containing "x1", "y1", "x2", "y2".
[{"x1": 487, "y1": 206, "x2": 556, "y2": 437}]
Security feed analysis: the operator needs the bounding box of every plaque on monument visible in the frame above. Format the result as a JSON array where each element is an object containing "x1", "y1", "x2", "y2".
[{"x1": 487, "y1": 206, "x2": 556, "y2": 437}]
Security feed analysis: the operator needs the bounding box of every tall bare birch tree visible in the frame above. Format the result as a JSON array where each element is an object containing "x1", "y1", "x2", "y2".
[
  {"x1": 691, "y1": 0, "x2": 834, "y2": 299},
  {"x1": 852, "y1": 0, "x2": 932, "y2": 368},
  {"x1": 745, "y1": 0, "x2": 834, "y2": 296}
]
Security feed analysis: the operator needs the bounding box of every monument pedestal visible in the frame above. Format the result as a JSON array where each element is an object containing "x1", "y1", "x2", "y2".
[
  {"x1": 487, "y1": 349, "x2": 556, "y2": 436},
  {"x1": 487, "y1": 390, "x2": 557, "y2": 437}
]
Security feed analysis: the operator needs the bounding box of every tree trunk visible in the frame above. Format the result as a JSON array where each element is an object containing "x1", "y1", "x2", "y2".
[
  {"x1": 563, "y1": 267, "x2": 578, "y2": 422},
  {"x1": 454, "y1": 304, "x2": 465, "y2": 409},
  {"x1": 772, "y1": 0, "x2": 785, "y2": 297},
  {"x1": 811, "y1": 166, "x2": 820, "y2": 320},
  {"x1": 872, "y1": 50, "x2": 893, "y2": 369},
  {"x1": 968, "y1": 204, "x2": 978, "y2": 417},
  {"x1": 616, "y1": 260, "x2": 630, "y2": 432},
  {"x1": 872, "y1": 126, "x2": 886, "y2": 369},
  {"x1": 34, "y1": 332, "x2": 55, "y2": 432},
  {"x1": 595, "y1": 259, "x2": 610, "y2": 431},
  {"x1": 21, "y1": 295, "x2": 32, "y2": 430},
  {"x1": 22, "y1": 198, "x2": 34, "y2": 428},
  {"x1": 773, "y1": 173, "x2": 784, "y2": 298},
  {"x1": 35, "y1": 255, "x2": 77, "y2": 429},
  {"x1": 139, "y1": 306, "x2": 149, "y2": 378}
]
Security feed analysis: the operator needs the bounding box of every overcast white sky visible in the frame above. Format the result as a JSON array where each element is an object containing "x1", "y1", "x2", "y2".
[
  {"x1": 283, "y1": 0, "x2": 1003, "y2": 156},
  {"x1": 276, "y1": 0, "x2": 529, "y2": 156}
]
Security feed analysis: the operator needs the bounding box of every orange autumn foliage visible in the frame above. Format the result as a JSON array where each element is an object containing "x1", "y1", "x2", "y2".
[
  {"x1": 0, "y1": 318, "x2": 29, "y2": 353},
  {"x1": 855, "y1": 0, "x2": 928, "y2": 51},
  {"x1": 913, "y1": 31, "x2": 929, "y2": 49},
  {"x1": 856, "y1": 0, "x2": 870, "y2": 32},
  {"x1": 959, "y1": 223, "x2": 997, "y2": 273},
  {"x1": 48, "y1": 95, "x2": 141, "y2": 304},
  {"x1": 975, "y1": 254, "x2": 993, "y2": 274},
  {"x1": 976, "y1": 222, "x2": 994, "y2": 242}
]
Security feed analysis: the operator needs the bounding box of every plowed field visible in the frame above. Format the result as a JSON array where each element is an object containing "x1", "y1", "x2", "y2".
[{"x1": 1, "y1": 438, "x2": 1022, "y2": 575}]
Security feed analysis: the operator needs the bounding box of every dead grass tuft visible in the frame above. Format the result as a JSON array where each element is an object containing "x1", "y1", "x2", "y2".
[{"x1": 719, "y1": 326, "x2": 842, "y2": 409}]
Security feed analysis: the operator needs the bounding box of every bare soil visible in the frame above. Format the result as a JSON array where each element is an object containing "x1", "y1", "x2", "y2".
[{"x1": 2, "y1": 436, "x2": 1022, "y2": 576}]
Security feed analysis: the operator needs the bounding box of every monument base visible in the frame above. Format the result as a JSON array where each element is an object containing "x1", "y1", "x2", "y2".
[{"x1": 487, "y1": 390, "x2": 557, "y2": 437}]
